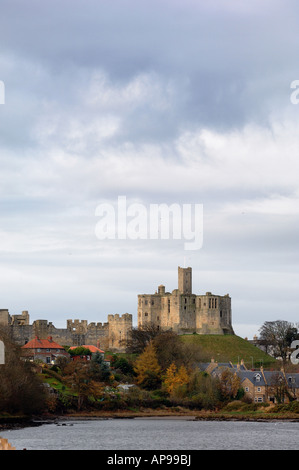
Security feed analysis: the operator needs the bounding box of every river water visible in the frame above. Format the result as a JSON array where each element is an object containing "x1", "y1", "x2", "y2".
[{"x1": 1, "y1": 417, "x2": 299, "y2": 450}]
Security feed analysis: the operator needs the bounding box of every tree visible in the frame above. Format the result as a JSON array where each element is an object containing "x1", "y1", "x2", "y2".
[
  {"x1": 259, "y1": 320, "x2": 299, "y2": 363},
  {"x1": 126, "y1": 323, "x2": 164, "y2": 354},
  {"x1": 134, "y1": 341, "x2": 161, "y2": 390},
  {"x1": 112, "y1": 356, "x2": 135, "y2": 376},
  {"x1": 68, "y1": 346, "x2": 93, "y2": 357},
  {"x1": 163, "y1": 363, "x2": 189, "y2": 395},
  {"x1": 153, "y1": 330, "x2": 200, "y2": 371},
  {"x1": 217, "y1": 368, "x2": 241, "y2": 401},
  {"x1": 0, "y1": 327, "x2": 47, "y2": 415},
  {"x1": 163, "y1": 363, "x2": 177, "y2": 394},
  {"x1": 268, "y1": 372, "x2": 289, "y2": 404},
  {"x1": 64, "y1": 361, "x2": 94, "y2": 410},
  {"x1": 90, "y1": 351, "x2": 111, "y2": 382},
  {"x1": 55, "y1": 354, "x2": 70, "y2": 373}
]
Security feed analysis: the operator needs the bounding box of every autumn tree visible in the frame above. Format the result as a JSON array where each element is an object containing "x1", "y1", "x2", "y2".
[
  {"x1": 134, "y1": 341, "x2": 161, "y2": 390},
  {"x1": 63, "y1": 359, "x2": 105, "y2": 410},
  {"x1": 163, "y1": 362, "x2": 189, "y2": 395},
  {"x1": 217, "y1": 368, "x2": 241, "y2": 401}
]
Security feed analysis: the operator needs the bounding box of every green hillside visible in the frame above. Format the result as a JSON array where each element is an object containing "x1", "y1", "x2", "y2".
[{"x1": 180, "y1": 334, "x2": 277, "y2": 369}]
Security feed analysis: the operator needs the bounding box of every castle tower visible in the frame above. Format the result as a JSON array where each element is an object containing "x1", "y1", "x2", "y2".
[
  {"x1": 107, "y1": 313, "x2": 133, "y2": 351},
  {"x1": 178, "y1": 266, "x2": 192, "y2": 294}
]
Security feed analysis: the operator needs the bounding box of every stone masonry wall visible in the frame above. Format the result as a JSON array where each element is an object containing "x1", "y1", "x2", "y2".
[{"x1": 0, "y1": 310, "x2": 133, "y2": 352}]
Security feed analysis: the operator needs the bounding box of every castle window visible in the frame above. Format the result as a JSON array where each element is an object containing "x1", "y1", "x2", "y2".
[
  {"x1": 151, "y1": 300, "x2": 154, "y2": 305},
  {"x1": 220, "y1": 310, "x2": 223, "y2": 318},
  {"x1": 185, "y1": 298, "x2": 187, "y2": 304},
  {"x1": 168, "y1": 299, "x2": 170, "y2": 313},
  {"x1": 209, "y1": 299, "x2": 211, "y2": 308},
  {"x1": 215, "y1": 298, "x2": 217, "y2": 308},
  {"x1": 145, "y1": 300, "x2": 148, "y2": 305},
  {"x1": 145, "y1": 312, "x2": 148, "y2": 317}
]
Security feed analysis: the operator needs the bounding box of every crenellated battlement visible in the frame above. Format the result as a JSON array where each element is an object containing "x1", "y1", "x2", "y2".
[
  {"x1": 1, "y1": 310, "x2": 133, "y2": 352},
  {"x1": 108, "y1": 313, "x2": 133, "y2": 323}
]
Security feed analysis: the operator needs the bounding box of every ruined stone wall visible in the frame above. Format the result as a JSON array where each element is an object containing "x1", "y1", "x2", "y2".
[
  {"x1": 0, "y1": 310, "x2": 132, "y2": 352},
  {"x1": 108, "y1": 313, "x2": 133, "y2": 351}
]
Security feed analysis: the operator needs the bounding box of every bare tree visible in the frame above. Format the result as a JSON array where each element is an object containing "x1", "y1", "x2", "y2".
[
  {"x1": 126, "y1": 323, "x2": 166, "y2": 354},
  {"x1": 259, "y1": 320, "x2": 299, "y2": 363}
]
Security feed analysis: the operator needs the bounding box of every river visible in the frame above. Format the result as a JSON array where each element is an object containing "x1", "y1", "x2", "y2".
[{"x1": 1, "y1": 417, "x2": 298, "y2": 450}]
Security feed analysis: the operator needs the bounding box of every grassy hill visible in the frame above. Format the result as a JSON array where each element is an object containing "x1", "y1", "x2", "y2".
[{"x1": 180, "y1": 334, "x2": 277, "y2": 369}]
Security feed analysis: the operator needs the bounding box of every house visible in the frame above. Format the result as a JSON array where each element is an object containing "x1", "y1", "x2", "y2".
[
  {"x1": 69, "y1": 344, "x2": 105, "y2": 361},
  {"x1": 197, "y1": 360, "x2": 299, "y2": 403},
  {"x1": 21, "y1": 336, "x2": 70, "y2": 364},
  {"x1": 68, "y1": 344, "x2": 110, "y2": 367},
  {"x1": 237, "y1": 368, "x2": 299, "y2": 403}
]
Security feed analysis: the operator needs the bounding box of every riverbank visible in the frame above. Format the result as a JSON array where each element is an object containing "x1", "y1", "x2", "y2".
[
  {"x1": 58, "y1": 407, "x2": 299, "y2": 422},
  {"x1": 1, "y1": 405, "x2": 299, "y2": 431}
]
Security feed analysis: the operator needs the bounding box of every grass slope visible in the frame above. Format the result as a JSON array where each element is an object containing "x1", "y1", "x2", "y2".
[{"x1": 180, "y1": 334, "x2": 277, "y2": 369}]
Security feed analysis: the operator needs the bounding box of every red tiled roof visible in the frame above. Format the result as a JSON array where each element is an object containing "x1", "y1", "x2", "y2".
[
  {"x1": 69, "y1": 344, "x2": 104, "y2": 353},
  {"x1": 22, "y1": 336, "x2": 65, "y2": 350}
]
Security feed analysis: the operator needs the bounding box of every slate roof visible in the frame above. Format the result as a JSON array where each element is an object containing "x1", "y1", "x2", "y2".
[
  {"x1": 238, "y1": 370, "x2": 267, "y2": 386},
  {"x1": 196, "y1": 362, "x2": 299, "y2": 388}
]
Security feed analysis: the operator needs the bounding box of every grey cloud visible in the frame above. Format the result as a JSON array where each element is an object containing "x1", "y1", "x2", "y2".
[{"x1": 0, "y1": 1, "x2": 299, "y2": 335}]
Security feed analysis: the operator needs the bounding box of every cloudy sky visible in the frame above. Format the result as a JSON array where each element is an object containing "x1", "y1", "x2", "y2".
[{"x1": 0, "y1": 0, "x2": 299, "y2": 338}]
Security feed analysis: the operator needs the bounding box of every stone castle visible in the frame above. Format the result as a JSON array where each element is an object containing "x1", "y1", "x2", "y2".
[
  {"x1": 138, "y1": 266, "x2": 234, "y2": 335},
  {"x1": 0, "y1": 309, "x2": 132, "y2": 352},
  {"x1": 0, "y1": 266, "x2": 234, "y2": 352}
]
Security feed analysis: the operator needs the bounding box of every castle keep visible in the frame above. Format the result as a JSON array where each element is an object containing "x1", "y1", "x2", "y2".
[
  {"x1": 138, "y1": 266, "x2": 234, "y2": 335},
  {"x1": 0, "y1": 309, "x2": 132, "y2": 352}
]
